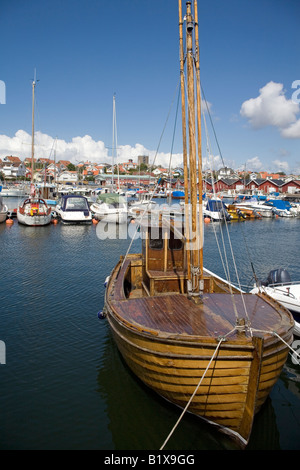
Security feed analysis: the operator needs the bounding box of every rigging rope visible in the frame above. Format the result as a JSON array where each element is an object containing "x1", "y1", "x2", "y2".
[
  {"x1": 121, "y1": 80, "x2": 181, "y2": 268},
  {"x1": 200, "y1": 82, "x2": 251, "y2": 324}
]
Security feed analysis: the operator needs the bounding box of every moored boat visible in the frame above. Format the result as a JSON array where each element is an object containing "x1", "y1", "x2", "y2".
[
  {"x1": 55, "y1": 194, "x2": 92, "y2": 224},
  {"x1": 0, "y1": 195, "x2": 8, "y2": 223},
  {"x1": 203, "y1": 198, "x2": 231, "y2": 221},
  {"x1": 250, "y1": 268, "x2": 300, "y2": 336},
  {"x1": 90, "y1": 192, "x2": 128, "y2": 224},
  {"x1": 102, "y1": 0, "x2": 294, "y2": 448},
  {"x1": 17, "y1": 194, "x2": 52, "y2": 226},
  {"x1": 17, "y1": 72, "x2": 52, "y2": 227}
]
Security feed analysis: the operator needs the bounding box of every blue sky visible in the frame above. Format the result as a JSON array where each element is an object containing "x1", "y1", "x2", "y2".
[{"x1": 0, "y1": 0, "x2": 299, "y2": 174}]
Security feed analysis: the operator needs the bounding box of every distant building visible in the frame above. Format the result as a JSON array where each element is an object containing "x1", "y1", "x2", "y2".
[
  {"x1": 57, "y1": 171, "x2": 78, "y2": 183},
  {"x1": 123, "y1": 159, "x2": 138, "y2": 171},
  {"x1": 138, "y1": 155, "x2": 149, "y2": 166}
]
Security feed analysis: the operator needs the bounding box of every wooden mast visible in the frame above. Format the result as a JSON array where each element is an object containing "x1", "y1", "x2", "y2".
[
  {"x1": 184, "y1": 1, "x2": 201, "y2": 296},
  {"x1": 193, "y1": 0, "x2": 204, "y2": 292},
  {"x1": 178, "y1": 0, "x2": 190, "y2": 280}
]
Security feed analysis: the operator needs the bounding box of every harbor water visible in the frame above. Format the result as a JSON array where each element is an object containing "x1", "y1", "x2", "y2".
[{"x1": 0, "y1": 197, "x2": 300, "y2": 450}]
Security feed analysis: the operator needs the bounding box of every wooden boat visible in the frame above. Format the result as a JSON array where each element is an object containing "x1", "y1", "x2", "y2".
[{"x1": 103, "y1": 0, "x2": 294, "y2": 447}]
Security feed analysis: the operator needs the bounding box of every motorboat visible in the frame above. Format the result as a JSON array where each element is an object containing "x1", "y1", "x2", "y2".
[
  {"x1": 234, "y1": 196, "x2": 274, "y2": 217},
  {"x1": 250, "y1": 268, "x2": 300, "y2": 336},
  {"x1": 226, "y1": 204, "x2": 261, "y2": 220},
  {"x1": 90, "y1": 193, "x2": 128, "y2": 223},
  {"x1": 203, "y1": 198, "x2": 231, "y2": 221},
  {"x1": 1, "y1": 185, "x2": 28, "y2": 198},
  {"x1": 55, "y1": 195, "x2": 92, "y2": 224},
  {"x1": 171, "y1": 190, "x2": 185, "y2": 199},
  {"x1": 0, "y1": 195, "x2": 8, "y2": 223},
  {"x1": 128, "y1": 191, "x2": 156, "y2": 218},
  {"x1": 266, "y1": 200, "x2": 296, "y2": 217}
]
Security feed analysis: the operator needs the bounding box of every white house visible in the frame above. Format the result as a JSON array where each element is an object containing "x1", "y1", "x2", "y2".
[
  {"x1": 57, "y1": 171, "x2": 78, "y2": 183},
  {"x1": 2, "y1": 161, "x2": 27, "y2": 179}
]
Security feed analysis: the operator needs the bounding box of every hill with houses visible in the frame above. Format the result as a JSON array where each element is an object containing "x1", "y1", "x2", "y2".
[{"x1": 0, "y1": 155, "x2": 300, "y2": 196}]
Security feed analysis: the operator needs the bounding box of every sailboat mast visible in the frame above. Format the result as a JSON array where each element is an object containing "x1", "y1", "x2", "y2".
[
  {"x1": 194, "y1": 0, "x2": 204, "y2": 288},
  {"x1": 178, "y1": 0, "x2": 191, "y2": 279},
  {"x1": 185, "y1": 0, "x2": 201, "y2": 294},
  {"x1": 111, "y1": 94, "x2": 115, "y2": 187},
  {"x1": 31, "y1": 75, "x2": 36, "y2": 184}
]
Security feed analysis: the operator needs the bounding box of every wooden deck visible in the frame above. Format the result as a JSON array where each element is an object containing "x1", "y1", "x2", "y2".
[{"x1": 111, "y1": 292, "x2": 293, "y2": 341}]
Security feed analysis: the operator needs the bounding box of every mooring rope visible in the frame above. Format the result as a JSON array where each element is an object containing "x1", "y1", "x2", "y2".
[
  {"x1": 159, "y1": 324, "x2": 299, "y2": 450},
  {"x1": 250, "y1": 327, "x2": 300, "y2": 362},
  {"x1": 159, "y1": 335, "x2": 225, "y2": 450}
]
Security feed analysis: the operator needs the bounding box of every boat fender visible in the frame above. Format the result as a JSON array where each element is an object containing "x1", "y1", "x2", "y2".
[
  {"x1": 104, "y1": 276, "x2": 110, "y2": 287},
  {"x1": 98, "y1": 309, "x2": 106, "y2": 320}
]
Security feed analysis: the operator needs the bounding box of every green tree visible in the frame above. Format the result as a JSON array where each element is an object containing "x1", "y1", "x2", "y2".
[{"x1": 67, "y1": 163, "x2": 76, "y2": 171}]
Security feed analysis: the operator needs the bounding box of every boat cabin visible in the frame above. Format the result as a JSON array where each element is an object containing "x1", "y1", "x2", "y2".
[
  {"x1": 141, "y1": 219, "x2": 186, "y2": 295},
  {"x1": 59, "y1": 195, "x2": 90, "y2": 213}
]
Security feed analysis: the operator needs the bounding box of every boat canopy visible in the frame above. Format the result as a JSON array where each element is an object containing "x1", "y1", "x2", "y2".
[
  {"x1": 267, "y1": 199, "x2": 292, "y2": 210},
  {"x1": 60, "y1": 195, "x2": 89, "y2": 212},
  {"x1": 96, "y1": 193, "x2": 127, "y2": 204},
  {"x1": 206, "y1": 199, "x2": 227, "y2": 211}
]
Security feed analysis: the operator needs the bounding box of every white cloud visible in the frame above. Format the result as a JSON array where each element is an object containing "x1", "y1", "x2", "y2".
[
  {"x1": 246, "y1": 156, "x2": 263, "y2": 171},
  {"x1": 240, "y1": 81, "x2": 300, "y2": 138},
  {"x1": 272, "y1": 159, "x2": 290, "y2": 173},
  {"x1": 280, "y1": 119, "x2": 300, "y2": 139},
  {"x1": 202, "y1": 154, "x2": 223, "y2": 170},
  {"x1": 0, "y1": 130, "x2": 184, "y2": 168}
]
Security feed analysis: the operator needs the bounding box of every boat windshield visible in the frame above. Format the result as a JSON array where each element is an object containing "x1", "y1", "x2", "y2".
[
  {"x1": 96, "y1": 193, "x2": 127, "y2": 205},
  {"x1": 65, "y1": 197, "x2": 89, "y2": 210}
]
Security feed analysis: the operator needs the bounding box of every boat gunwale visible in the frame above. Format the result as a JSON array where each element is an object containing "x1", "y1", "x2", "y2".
[{"x1": 105, "y1": 256, "x2": 294, "y2": 349}]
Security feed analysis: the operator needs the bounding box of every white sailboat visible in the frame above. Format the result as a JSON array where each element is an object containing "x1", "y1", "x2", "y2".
[
  {"x1": 91, "y1": 95, "x2": 128, "y2": 223},
  {"x1": 17, "y1": 73, "x2": 52, "y2": 227}
]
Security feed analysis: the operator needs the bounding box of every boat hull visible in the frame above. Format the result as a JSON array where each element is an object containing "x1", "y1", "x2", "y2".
[
  {"x1": 17, "y1": 211, "x2": 52, "y2": 226},
  {"x1": 105, "y1": 301, "x2": 292, "y2": 447},
  {"x1": 104, "y1": 256, "x2": 294, "y2": 447},
  {"x1": 251, "y1": 285, "x2": 300, "y2": 315},
  {"x1": 56, "y1": 210, "x2": 92, "y2": 224},
  {"x1": 0, "y1": 210, "x2": 8, "y2": 223},
  {"x1": 92, "y1": 209, "x2": 127, "y2": 224}
]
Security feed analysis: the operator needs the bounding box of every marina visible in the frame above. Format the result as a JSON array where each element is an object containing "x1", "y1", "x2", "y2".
[{"x1": 1, "y1": 195, "x2": 300, "y2": 450}]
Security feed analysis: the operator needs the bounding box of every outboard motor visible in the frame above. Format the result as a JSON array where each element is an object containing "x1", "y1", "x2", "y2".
[{"x1": 262, "y1": 268, "x2": 291, "y2": 286}]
